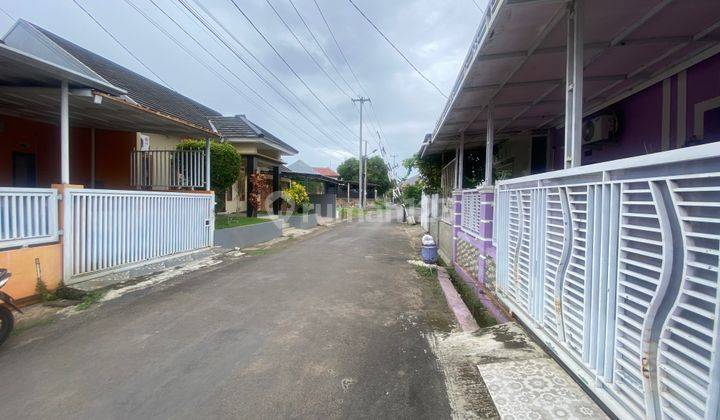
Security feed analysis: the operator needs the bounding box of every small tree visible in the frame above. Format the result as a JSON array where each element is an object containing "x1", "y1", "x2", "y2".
[
  {"x1": 283, "y1": 181, "x2": 310, "y2": 213},
  {"x1": 248, "y1": 173, "x2": 271, "y2": 217},
  {"x1": 176, "y1": 140, "x2": 241, "y2": 198},
  {"x1": 402, "y1": 183, "x2": 423, "y2": 206}
]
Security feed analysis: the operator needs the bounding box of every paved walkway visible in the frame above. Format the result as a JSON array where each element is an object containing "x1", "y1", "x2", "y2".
[{"x1": 0, "y1": 219, "x2": 457, "y2": 419}]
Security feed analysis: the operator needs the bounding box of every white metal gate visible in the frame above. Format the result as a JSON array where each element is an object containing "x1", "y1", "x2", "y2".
[
  {"x1": 63, "y1": 189, "x2": 214, "y2": 283},
  {"x1": 494, "y1": 144, "x2": 720, "y2": 420}
]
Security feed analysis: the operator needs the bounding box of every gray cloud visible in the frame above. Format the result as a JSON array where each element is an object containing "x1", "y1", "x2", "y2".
[{"x1": 0, "y1": 0, "x2": 485, "y2": 169}]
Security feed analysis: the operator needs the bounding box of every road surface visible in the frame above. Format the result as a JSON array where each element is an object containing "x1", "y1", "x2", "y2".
[{"x1": 0, "y1": 217, "x2": 456, "y2": 419}]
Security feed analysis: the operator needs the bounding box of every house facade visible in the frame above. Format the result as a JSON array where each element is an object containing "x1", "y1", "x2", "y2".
[
  {"x1": 0, "y1": 20, "x2": 223, "y2": 302},
  {"x1": 208, "y1": 115, "x2": 298, "y2": 216},
  {"x1": 420, "y1": 1, "x2": 720, "y2": 419}
]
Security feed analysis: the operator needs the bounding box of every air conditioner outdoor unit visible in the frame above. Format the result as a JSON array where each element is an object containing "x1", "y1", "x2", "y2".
[{"x1": 582, "y1": 114, "x2": 618, "y2": 145}]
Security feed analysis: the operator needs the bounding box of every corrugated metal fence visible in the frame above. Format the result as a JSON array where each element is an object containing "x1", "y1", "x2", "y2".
[{"x1": 493, "y1": 146, "x2": 720, "y2": 419}]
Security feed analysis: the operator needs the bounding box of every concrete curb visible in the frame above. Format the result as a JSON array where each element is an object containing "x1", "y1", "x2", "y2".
[{"x1": 436, "y1": 266, "x2": 479, "y2": 332}]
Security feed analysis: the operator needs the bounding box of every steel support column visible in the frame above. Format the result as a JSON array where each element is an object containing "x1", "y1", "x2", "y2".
[
  {"x1": 458, "y1": 132, "x2": 465, "y2": 190},
  {"x1": 485, "y1": 105, "x2": 494, "y2": 185},
  {"x1": 60, "y1": 80, "x2": 70, "y2": 184},
  {"x1": 564, "y1": 0, "x2": 584, "y2": 168}
]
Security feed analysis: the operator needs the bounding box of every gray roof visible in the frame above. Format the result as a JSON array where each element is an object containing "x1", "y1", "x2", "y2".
[
  {"x1": 28, "y1": 22, "x2": 221, "y2": 132},
  {"x1": 209, "y1": 115, "x2": 298, "y2": 155},
  {"x1": 286, "y1": 159, "x2": 317, "y2": 175}
]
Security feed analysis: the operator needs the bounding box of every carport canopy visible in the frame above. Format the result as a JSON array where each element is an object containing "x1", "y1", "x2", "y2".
[
  {"x1": 424, "y1": 0, "x2": 720, "y2": 156},
  {"x1": 0, "y1": 42, "x2": 215, "y2": 138}
]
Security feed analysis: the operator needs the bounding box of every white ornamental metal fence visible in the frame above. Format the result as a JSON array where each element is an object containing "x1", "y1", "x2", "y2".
[
  {"x1": 63, "y1": 189, "x2": 214, "y2": 283},
  {"x1": 494, "y1": 143, "x2": 720, "y2": 420},
  {"x1": 131, "y1": 149, "x2": 206, "y2": 189},
  {"x1": 0, "y1": 187, "x2": 59, "y2": 249},
  {"x1": 461, "y1": 189, "x2": 483, "y2": 238}
]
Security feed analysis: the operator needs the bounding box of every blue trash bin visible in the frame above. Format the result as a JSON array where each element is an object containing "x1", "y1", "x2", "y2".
[{"x1": 421, "y1": 244, "x2": 438, "y2": 264}]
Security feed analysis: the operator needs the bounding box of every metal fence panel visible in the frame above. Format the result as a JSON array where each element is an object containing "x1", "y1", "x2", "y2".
[
  {"x1": 492, "y1": 145, "x2": 720, "y2": 419},
  {"x1": 0, "y1": 187, "x2": 58, "y2": 249},
  {"x1": 63, "y1": 188, "x2": 214, "y2": 283}
]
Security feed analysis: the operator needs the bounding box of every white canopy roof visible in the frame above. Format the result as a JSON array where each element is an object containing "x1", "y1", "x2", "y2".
[{"x1": 423, "y1": 0, "x2": 720, "y2": 155}]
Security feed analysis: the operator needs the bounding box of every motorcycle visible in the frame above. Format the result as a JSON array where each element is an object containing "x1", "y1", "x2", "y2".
[{"x1": 0, "y1": 269, "x2": 21, "y2": 346}]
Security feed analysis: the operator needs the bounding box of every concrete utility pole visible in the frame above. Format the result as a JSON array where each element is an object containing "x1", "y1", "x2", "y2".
[
  {"x1": 363, "y1": 140, "x2": 368, "y2": 207},
  {"x1": 352, "y1": 96, "x2": 370, "y2": 207}
]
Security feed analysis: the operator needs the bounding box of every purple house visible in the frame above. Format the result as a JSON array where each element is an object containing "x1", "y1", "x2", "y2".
[{"x1": 420, "y1": 1, "x2": 720, "y2": 419}]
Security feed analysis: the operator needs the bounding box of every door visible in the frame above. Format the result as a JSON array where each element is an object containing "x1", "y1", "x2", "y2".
[
  {"x1": 12, "y1": 152, "x2": 37, "y2": 187},
  {"x1": 530, "y1": 136, "x2": 548, "y2": 175}
]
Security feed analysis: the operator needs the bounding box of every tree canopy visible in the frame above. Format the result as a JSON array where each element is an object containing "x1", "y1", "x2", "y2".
[{"x1": 337, "y1": 156, "x2": 391, "y2": 195}]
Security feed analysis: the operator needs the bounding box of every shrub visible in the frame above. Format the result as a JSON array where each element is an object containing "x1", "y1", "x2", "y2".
[
  {"x1": 283, "y1": 181, "x2": 310, "y2": 213},
  {"x1": 402, "y1": 184, "x2": 423, "y2": 206}
]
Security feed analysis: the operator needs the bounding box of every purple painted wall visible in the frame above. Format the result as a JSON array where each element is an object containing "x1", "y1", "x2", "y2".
[
  {"x1": 550, "y1": 53, "x2": 720, "y2": 169},
  {"x1": 686, "y1": 53, "x2": 720, "y2": 142}
]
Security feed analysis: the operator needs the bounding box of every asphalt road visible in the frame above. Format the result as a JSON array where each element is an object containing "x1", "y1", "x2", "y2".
[{"x1": 0, "y1": 217, "x2": 455, "y2": 419}]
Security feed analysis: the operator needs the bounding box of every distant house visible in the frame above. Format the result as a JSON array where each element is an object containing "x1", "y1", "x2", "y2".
[
  {"x1": 285, "y1": 160, "x2": 339, "y2": 195},
  {"x1": 312, "y1": 167, "x2": 339, "y2": 179},
  {"x1": 209, "y1": 115, "x2": 298, "y2": 216}
]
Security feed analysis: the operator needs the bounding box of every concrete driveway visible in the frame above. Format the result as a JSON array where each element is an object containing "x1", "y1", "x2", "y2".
[{"x1": 0, "y1": 217, "x2": 456, "y2": 419}]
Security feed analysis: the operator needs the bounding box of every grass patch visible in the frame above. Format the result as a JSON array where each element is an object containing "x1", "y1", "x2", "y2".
[
  {"x1": 414, "y1": 265, "x2": 437, "y2": 279},
  {"x1": 215, "y1": 213, "x2": 269, "y2": 229},
  {"x1": 446, "y1": 267, "x2": 497, "y2": 328},
  {"x1": 75, "y1": 290, "x2": 106, "y2": 311},
  {"x1": 414, "y1": 265, "x2": 454, "y2": 332},
  {"x1": 11, "y1": 317, "x2": 56, "y2": 336},
  {"x1": 339, "y1": 207, "x2": 367, "y2": 218},
  {"x1": 244, "y1": 248, "x2": 273, "y2": 257}
]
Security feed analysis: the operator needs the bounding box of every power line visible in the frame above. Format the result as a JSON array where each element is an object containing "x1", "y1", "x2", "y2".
[
  {"x1": 345, "y1": 0, "x2": 448, "y2": 99},
  {"x1": 142, "y1": 0, "x2": 351, "y2": 154},
  {"x1": 177, "y1": 0, "x2": 356, "y2": 153},
  {"x1": 0, "y1": 5, "x2": 15, "y2": 21},
  {"x1": 123, "y1": 0, "x2": 298, "y2": 142},
  {"x1": 184, "y1": 0, "x2": 356, "y2": 148},
  {"x1": 312, "y1": 0, "x2": 393, "y2": 162},
  {"x1": 264, "y1": 0, "x2": 353, "y2": 99},
  {"x1": 71, "y1": 0, "x2": 171, "y2": 87},
  {"x1": 226, "y1": 0, "x2": 358, "y2": 139},
  {"x1": 286, "y1": 0, "x2": 357, "y2": 96}
]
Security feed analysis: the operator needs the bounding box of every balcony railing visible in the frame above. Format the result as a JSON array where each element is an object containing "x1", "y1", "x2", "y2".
[
  {"x1": 493, "y1": 143, "x2": 720, "y2": 419},
  {"x1": 130, "y1": 150, "x2": 206, "y2": 189}
]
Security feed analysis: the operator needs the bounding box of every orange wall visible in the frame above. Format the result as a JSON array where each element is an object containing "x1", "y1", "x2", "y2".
[
  {"x1": 0, "y1": 115, "x2": 135, "y2": 188},
  {"x1": 0, "y1": 243, "x2": 62, "y2": 303},
  {"x1": 0, "y1": 116, "x2": 136, "y2": 303}
]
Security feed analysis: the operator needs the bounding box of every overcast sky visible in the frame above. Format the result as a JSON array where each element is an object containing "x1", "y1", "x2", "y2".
[{"x1": 0, "y1": 0, "x2": 486, "y2": 171}]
